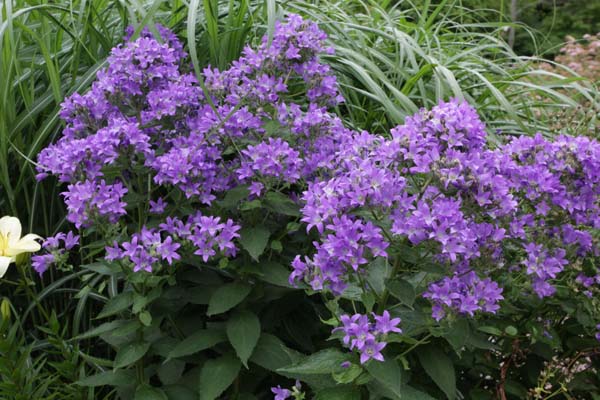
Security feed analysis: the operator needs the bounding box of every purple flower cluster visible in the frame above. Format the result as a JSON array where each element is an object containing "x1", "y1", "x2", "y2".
[
  {"x1": 106, "y1": 227, "x2": 181, "y2": 272},
  {"x1": 238, "y1": 138, "x2": 302, "y2": 188},
  {"x1": 290, "y1": 216, "x2": 388, "y2": 294},
  {"x1": 31, "y1": 231, "x2": 80, "y2": 275},
  {"x1": 295, "y1": 97, "x2": 600, "y2": 322},
  {"x1": 36, "y1": 16, "x2": 346, "y2": 271},
  {"x1": 62, "y1": 180, "x2": 128, "y2": 228},
  {"x1": 423, "y1": 271, "x2": 503, "y2": 321},
  {"x1": 334, "y1": 311, "x2": 401, "y2": 364},
  {"x1": 107, "y1": 212, "x2": 240, "y2": 272}
]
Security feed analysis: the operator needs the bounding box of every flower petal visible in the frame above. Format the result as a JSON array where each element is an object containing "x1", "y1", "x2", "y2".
[
  {"x1": 5, "y1": 234, "x2": 42, "y2": 257},
  {"x1": 0, "y1": 216, "x2": 22, "y2": 247},
  {"x1": 0, "y1": 256, "x2": 12, "y2": 278}
]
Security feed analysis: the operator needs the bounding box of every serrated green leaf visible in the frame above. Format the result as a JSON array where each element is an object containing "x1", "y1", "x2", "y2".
[
  {"x1": 114, "y1": 341, "x2": 151, "y2": 369},
  {"x1": 198, "y1": 354, "x2": 241, "y2": 400},
  {"x1": 417, "y1": 345, "x2": 456, "y2": 399},
  {"x1": 239, "y1": 226, "x2": 270, "y2": 261},
  {"x1": 207, "y1": 282, "x2": 252, "y2": 316},
  {"x1": 226, "y1": 311, "x2": 261, "y2": 367},
  {"x1": 167, "y1": 329, "x2": 227, "y2": 359}
]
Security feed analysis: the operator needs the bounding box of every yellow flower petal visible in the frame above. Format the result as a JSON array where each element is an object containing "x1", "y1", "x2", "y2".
[{"x1": 0, "y1": 216, "x2": 22, "y2": 247}]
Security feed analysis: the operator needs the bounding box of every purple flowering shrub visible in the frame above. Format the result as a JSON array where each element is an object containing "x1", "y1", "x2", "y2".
[{"x1": 33, "y1": 14, "x2": 600, "y2": 400}]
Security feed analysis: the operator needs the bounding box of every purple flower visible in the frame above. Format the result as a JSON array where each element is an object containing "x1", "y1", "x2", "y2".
[
  {"x1": 373, "y1": 310, "x2": 402, "y2": 335},
  {"x1": 360, "y1": 339, "x2": 386, "y2": 364},
  {"x1": 271, "y1": 386, "x2": 291, "y2": 400},
  {"x1": 334, "y1": 312, "x2": 400, "y2": 364},
  {"x1": 149, "y1": 198, "x2": 167, "y2": 214}
]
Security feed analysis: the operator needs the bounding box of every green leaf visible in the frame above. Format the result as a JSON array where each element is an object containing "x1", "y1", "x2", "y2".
[
  {"x1": 417, "y1": 345, "x2": 456, "y2": 399},
  {"x1": 134, "y1": 384, "x2": 168, "y2": 400},
  {"x1": 444, "y1": 319, "x2": 470, "y2": 351},
  {"x1": 257, "y1": 261, "x2": 296, "y2": 288},
  {"x1": 82, "y1": 261, "x2": 119, "y2": 275},
  {"x1": 75, "y1": 320, "x2": 129, "y2": 340},
  {"x1": 263, "y1": 191, "x2": 301, "y2": 216},
  {"x1": 220, "y1": 186, "x2": 250, "y2": 209},
  {"x1": 98, "y1": 292, "x2": 134, "y2": 319},
  {"x1": 114, "y1": 341, "x2": 151, "y2": 369},
  {"x1": 198, "y1": 354, "x2": 241, "y2": 400},
  {"x1": 158, "y1": 359, "x2": 186, "y2": 385},
  {"x1": 314, "y1": 386, "x2": 361, "y2": 400},
  {"x1": 239, "y1": 226, "x2": 270, "y2": 261},
  {"x1": 366, "y1": 357, "x2": 403, "y2": 398},
  {"x1": 77, "y1": 370, "x2": 136, "y2": 387},
  {"x1": 386, "y1": 279, "x2": 416, "y2": 306},
  {"x1": 399, "y1": 385, "x2": 438, "y2": 400},
  {"x1": 478, "y1": 326, "x2": 502, "y2": 336},
  {"x1": 207, "y1": 282, "x2": 252, "y2": 316},
  {"x1": 250, "y1": 334, "x2": 297, "y2": 371},
  {"x1": 332, "y1": 363, "x2": 363, "y2": 384},
  {"x1": 277, "y1": 348, "x2": 347, "y2": 375},
  {"x1": 227, "y1": 311, "x2": 261, "y2": 367},
  {"x1": 139, "y1": 311, "x2": 152, "y2": 327},
  {"x1": 167, "y1": 329, "x2": 227, "y2": 359}
]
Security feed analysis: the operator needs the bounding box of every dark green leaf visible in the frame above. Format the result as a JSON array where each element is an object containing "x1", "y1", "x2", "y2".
[
  {"x1": 114, "y1": 341, "x2": 151, "y2": 369},
  {"x1": 134, "y1": 384, "x2": 168, "y2": 400},
  {"x1": 226, "y1": 311, "x2": 261, "y2": 367},
  {"x1": 158, "y1": 359, "x2": 186, "y2": 385},
  {"x1": 257, "y1": 261, "x2": 296, "y2": 288},
  {"x1": 399, "y1": 385, "x2": 438, "y2": 400},
  {"x1": 98, "y1": 292, "x2": 134, "y2": 319},
  {"x1": 207, "y1": 282, "x2": 252, "y2": 316},
  {"x1": 82, "y1": 261, "x2": 119, "y2": 275},
  {"x1": 367, "y1": 257, "x2": 388, "y2": 295},
  {"x1": 167, "y1": 329, "x2": 227, "y2": 359},
  {"x1": 417, "y1": 345, "x2": 456, "y2": 399},
  {"x1": 198, "y1": 354, "x2": 241, "y2": 400},
  {"x1": 263, "y1": 191, "x2": 301, "y2": 216},
  {"x1": 386, "y1": 279, "x2": 416, "y2": 306},
  {"x1": 239, "y1": 226, "x2": 270, "y2": 261},
  {"x1": 77, "y1": 370, "x2": 136, "y2": 387},
  {"x1": 277, "y1": 348, "x2": 346, "y2": 375},
  {"x1": 366, "y1": 357, "x2": 403, "y2": 398},
  {"x1": 250, "y1": 334, "x2": 297, "y2": 371},
  {"x1": 75, "y1": 320, "x2": 129, "y2": 340},
  {"x1": 314, "y1": 386, "x2": 361, "y2": 400},
  {"x1": 220, "y1": 186, "x2": 250, "y2": 209}
]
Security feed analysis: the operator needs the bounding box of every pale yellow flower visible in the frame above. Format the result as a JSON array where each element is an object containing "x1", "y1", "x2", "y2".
[{"x1": 0, "y1": 216, "x2": 41, "y2": 277}]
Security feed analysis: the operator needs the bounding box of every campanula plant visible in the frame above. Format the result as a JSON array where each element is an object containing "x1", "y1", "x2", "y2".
[{"x1": 33, "y1": 14, "x2": 600, "y2": 400}]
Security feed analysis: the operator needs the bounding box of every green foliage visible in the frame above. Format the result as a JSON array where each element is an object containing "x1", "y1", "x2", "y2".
[{"x1": 285, "y1": 0, "x2": 598, "y2": 137}]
